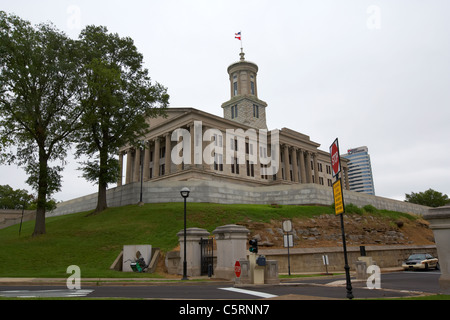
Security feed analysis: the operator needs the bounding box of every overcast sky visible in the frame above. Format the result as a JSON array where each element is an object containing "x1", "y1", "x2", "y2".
[{"x1": 1, "y1": 0, "x2": 449, "y2": 202}]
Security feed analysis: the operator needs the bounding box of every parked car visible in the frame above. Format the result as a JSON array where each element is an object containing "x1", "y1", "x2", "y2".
[{"x1": 402, "y1": 253, "x2": 439, "y2": 271}]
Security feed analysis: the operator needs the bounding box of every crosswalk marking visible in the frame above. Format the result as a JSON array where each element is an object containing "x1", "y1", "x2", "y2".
[
  {"x1": 219, "y1": 287, "x2": 277, "y2": 299},
  {"x1": 0, "y1": 289, "x2": 93, "y2": 298}
]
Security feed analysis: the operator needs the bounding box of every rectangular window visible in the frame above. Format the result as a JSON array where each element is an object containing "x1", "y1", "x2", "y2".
[
  {"x1": 214, "y1": 153, "x2": 223, "y2": 172},
  {"x1": 246, "y1": 160, "x2": 254, "y2": 177},
  {"x1": 213, "y1": 133, "x2": 223, "y2": 147},
  {"x1": 233, "y1": 82, "x2": 238, "y2": 96},
  {"x1": 253, "y1": 104, "x2": 259, "y2": 118},
  {"x1": 231, "y1": 157, "x2": 239, "y2": 174},
  {"x1": 230, "y1": 138, "x2": 238, "y2": 151},
  {"x1": 251, "y1": 81, "x2": 255, "y2": 95},
  {"x1": 231, "y1": 105, "x2": 238, "y2": 119},
  {"x1": 261, "y1": 164, "x2": 268, "y2": 180}
]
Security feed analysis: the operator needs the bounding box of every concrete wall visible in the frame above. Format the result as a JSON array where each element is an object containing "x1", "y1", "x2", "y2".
[{"x1": 48, "y1": 179, "x2": 429, "y2": 217}]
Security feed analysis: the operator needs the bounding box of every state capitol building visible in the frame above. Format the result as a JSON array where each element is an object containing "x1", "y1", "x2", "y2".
[{"x1": 117, "y1": 50, "x2": 350, "y2": 191}]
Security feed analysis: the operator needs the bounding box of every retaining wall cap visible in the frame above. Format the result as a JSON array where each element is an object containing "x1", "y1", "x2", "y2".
[
  {"x1": 176, "y1": 227, "x2": 210, "y2": 237},
  {"x1": 424, "y1": 206, "x2": 450, "y2": 220},
  {"x1": 212, "y1": 224, "x2": 250, "y2": 234}
]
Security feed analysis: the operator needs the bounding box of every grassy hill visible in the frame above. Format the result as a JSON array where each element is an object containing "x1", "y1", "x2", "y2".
[{"x1": 0, "y1": 203, "x2": 419, "y2": 278}]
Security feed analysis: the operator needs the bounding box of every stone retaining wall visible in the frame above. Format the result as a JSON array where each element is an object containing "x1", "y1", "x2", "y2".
[
  {"x1": 49, "y1": 179, "x2": 429, "y2": 217},
  {"x1": 260, "y1": 244, "x2": 438, "y2": 274},
  {"x1": 165, "y1": 244, "x2": 437, "y2": 275}
]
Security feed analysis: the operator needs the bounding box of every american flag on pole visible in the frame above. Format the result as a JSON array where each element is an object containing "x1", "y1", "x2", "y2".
[{"x1": 235, "y1": 32, "x2": 241, "y2": 40}]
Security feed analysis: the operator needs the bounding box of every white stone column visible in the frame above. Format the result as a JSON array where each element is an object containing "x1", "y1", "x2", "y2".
[
  {"x1": 133, "y1": 147, "x2": 141, "y2": 182},
  {"x1": 291, "y1": 147, "x2": 299, "y2": 183},
  {"x1": 153, "y1": 137, "x2": 160, "y2": 178},
  {"x1": 176, "y1": 227, "x2": 210, "y2": 277},
  {"x1": 165, "y1": 133, "x2": 171, "y2": 175},
  {"x1": 424, "y1": 206, "x2": 450, "y2": 293},
  {"x1": 143, "y1": 141, "x2": 150, "y2": 181},
  {"x1": 306, "y1": 152, "x2": 313, "y2": 183},
  {"x1": 125, "y1": 149, "x2": 133, "y2": 184},
  {"x1": 313, "y1": 153, "x2": 319, "y2": 184},
  {"x1": 212, "y1": 224, "x2": 250, "y2": 280},
  {"x1": 299, "y1": 149, "x2": 306, "y2": 184},
  {"x1": 117, "y1": 152, "x2": 124, "y2": 186},
  {"x1": 283, "y1": 144, "x2": 290, "y2": 181}
]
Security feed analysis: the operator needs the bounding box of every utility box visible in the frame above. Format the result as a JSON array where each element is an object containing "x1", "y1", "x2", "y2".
[
  {"x1": 235, "y1": 255, "x2": 279, "y2": 285},
  {"x1": 249, "y1": 253, "x2": 265, "y2": 285}
]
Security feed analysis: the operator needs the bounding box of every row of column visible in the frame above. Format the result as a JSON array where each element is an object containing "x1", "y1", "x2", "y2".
[
  {"x1": 117, "y1": 125, "x2": 350, "y2": 190},
  {"x1": 278, "y1": 144, "x2": 350, "y2": 190},
  {"x1": 117, "y1": 133, "x2": 172, "y2": 186}
]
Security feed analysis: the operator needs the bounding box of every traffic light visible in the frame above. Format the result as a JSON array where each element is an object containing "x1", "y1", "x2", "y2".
[{"x1": 249, "y1": 239, "x2": 258, "y2": 254}]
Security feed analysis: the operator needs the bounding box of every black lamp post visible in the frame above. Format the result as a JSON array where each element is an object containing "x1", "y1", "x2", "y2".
[
  {"x1": 139, "y1": 141, "x2": 144, "y2": 205},
  {"x1": 180, "y1": 187, "x2": 190, "y2": 280}
]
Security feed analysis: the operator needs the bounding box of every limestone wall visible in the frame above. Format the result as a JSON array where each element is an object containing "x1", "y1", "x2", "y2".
[{"x1": 49, "y1": 179, "x2": 429, "y2": 217}]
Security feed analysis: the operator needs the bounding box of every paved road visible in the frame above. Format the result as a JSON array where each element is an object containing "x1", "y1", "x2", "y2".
[{"x1": 0, "y1": 271, "x2": 441, "y2": 300}]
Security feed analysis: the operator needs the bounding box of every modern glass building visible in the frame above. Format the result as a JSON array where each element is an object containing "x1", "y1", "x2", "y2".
[{"x1": 342, "y1": 146, "x2": 375, "y2": 195}]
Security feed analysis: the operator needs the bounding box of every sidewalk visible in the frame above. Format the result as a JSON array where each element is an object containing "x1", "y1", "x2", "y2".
[
  {"x1": 0, "y1": 276, "x2": 234, "y2": 286},
  {"x1": 0, "y1": 268, "x2": 404, "y2": 286}
]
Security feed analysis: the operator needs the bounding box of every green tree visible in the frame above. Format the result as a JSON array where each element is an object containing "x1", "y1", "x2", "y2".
[
  {"x1": 76, "y1": 26, "x2": 169, "y2": 213},
  {"x1": 405, "y1": 188, "x2": 450, "y2": 208},
  {"x1": 0, "y1": 185, "x2": 34, "y2": 209},
  {"x1": 0, "y1": 12, "x2": 83, "y2": 235}
]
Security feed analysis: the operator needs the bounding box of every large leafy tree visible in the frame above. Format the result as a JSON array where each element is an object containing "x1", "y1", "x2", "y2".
[
  {"x1": 0, "y1": 12, "x2": 83, "y2": 236},
  {"x1": 405, "y1": 188, "x2": 450, "y2": 208},
  {"x1": 0, "y1": 185, "x2": 34, "y2": 209},
  {"x1": 77, "y1": 26, "x2": 169, "y2": 213}
]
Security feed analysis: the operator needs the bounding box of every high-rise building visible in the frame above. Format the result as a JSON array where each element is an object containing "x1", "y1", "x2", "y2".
[{"x1": 342, "y1": 146, "x2": 375, "y2": 195}]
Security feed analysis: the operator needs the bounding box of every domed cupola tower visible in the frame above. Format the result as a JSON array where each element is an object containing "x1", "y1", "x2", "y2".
[{"x1": 221, "y1": 50, "x2": 268, "y2": 129}]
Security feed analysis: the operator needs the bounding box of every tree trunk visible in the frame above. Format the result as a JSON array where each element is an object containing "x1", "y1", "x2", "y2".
[
  {"x1": 32, "y1": 149, "x2": 48, "y2": 236},
  {"x1": 95, "y1": 181, "x2": 108, "y2": 213},
  {"x1": 94, "y1": 148, "x2": 109, "y2": 213}
]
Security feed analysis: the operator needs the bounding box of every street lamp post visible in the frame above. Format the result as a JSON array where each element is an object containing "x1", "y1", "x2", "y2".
[
  {"x1": 180, "y1": 187, "x2": 190, "y2": 280},
  {"x1": 139, "y1": 141, "x2": 144, "y2": 205}
]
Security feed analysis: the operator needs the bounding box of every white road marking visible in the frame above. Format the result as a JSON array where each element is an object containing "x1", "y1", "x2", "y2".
[
  {"x1": 219, "y1": 287, "x2": 277, "y2": 299},
  {"x1": 0, "y1": 289, "x2": 93, "y2": 298}
]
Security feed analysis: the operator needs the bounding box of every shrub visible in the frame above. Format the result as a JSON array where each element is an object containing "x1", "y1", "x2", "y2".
[
  {"x1": 345, "y1": 203, "x2": 363, "y2": 215},
  {"x1": 363, "y1": 204, "x2": 377, "y2": 213}
]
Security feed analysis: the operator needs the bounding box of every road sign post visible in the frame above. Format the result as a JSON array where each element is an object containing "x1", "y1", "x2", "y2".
[
  {"x1": 330, "y1": 138, "x2": 341, "y2": 178},
  {"x1": 282, "y1": 220, "x2": 293, "y2": 276},
  {"x1": 333, "y1": 179, "x2": 344, "y2": 215},
  {"x1": 330, "y1": 138, "x2": 353, "y2": 299}
]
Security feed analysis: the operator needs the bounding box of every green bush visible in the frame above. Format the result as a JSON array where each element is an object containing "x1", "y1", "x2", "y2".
[
  {"x1": 345, "y1": 203, "x2": 363, "y2": 215},
  {"x1": 363, "y1": 204, "x2": 377, "y2": 213}
]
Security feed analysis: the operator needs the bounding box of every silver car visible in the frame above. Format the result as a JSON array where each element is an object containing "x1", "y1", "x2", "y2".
[{"x1": 402, "y1": 253, "x2": 439, "y2": 271}]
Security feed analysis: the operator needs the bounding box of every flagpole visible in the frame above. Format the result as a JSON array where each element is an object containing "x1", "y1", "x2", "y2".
[{"x1": 240, "y1": 30, "x2": 243, "y2": 51}]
